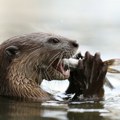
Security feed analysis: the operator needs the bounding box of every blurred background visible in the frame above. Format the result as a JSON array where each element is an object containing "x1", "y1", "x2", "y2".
[{"x1": 0, "y1": 0, "x2": 120, "y2": 58}]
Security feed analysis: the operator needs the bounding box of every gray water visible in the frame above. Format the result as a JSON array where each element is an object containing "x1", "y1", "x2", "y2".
[{"x1": 0, "y1": 0, "x2": 120, "y2": 120}]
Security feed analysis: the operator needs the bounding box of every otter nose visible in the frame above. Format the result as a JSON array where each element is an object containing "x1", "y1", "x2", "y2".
[{"x1": 71, "y1": 41, "x2": 79, "y2": 48}]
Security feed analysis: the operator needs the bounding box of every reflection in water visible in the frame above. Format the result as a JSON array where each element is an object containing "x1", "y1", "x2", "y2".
[
  {"x1": 67, "y1": 112, "x2": 104, "y2": 120},
  {"x1": 0, "y1": 97, "x2": 67, "y2": 120},
  {"x1": 0, "y1": 97, "x2": 43, "y2": 120},
  {"x1": 67, "y1": 103, "x2": 106, "y2": 120},
  {"x1": 0, "y1": 96, "x2": 110, "y2": 120}
]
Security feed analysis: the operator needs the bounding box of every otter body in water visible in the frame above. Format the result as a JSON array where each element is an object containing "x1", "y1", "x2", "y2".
[{"x1": 0, "y1": 33, "x2": 78, "y2": 102}]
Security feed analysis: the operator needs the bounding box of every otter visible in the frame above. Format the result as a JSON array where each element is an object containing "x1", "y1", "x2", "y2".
[{"x1": 0, "y1": 32, "x2": 79, "y2": 102}]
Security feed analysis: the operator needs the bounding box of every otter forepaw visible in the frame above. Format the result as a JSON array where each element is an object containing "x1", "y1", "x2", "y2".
[{"x1": 67, "y1": 51, "x2": 108, "y2": 101}]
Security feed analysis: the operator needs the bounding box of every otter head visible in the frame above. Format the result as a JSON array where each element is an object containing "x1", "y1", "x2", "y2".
[{"x1": 0, "y1": 33, "x2": 79, "y2": 99}]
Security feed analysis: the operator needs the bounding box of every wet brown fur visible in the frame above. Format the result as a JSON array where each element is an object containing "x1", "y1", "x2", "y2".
[{"x1": 0, "y1": 32, "x2": 78, "y2": 102}]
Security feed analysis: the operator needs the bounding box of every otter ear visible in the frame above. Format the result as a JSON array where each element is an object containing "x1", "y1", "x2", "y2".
[{"x1": 5, "y1": 46, "x2": 20, "y2": 57}]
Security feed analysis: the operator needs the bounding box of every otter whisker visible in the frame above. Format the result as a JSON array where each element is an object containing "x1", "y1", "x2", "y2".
[
  {"x1": 56, "y1": 51, "x2": 64, "y2": 69},
  {"x1": 38, "y1": 63, "x2": 52, "y2": 81},
  {"x1": 42, "y1": 71, "x2": 48, "y2": 80},
  {"x1": 68, "y1": 51, "x2": 73, "y2": 58},
  {"x1": 43, "y1": 70, "x2": 52, "y2": 81},
  {"x1": 46, "y1": 51, "x2": 62, "y2": 70},
  {"x1": 49, "y1": 51, "x2": 61, "y2": 63},
  {"x1": 37, "y1": 69, "x2": 43, "y2": 85},
  {"x1": 39, "y1": 51, "x2": 62, "y2": 80},
  {"x1": 70, "y1": 51, "x2": 73, "y2": 58}
]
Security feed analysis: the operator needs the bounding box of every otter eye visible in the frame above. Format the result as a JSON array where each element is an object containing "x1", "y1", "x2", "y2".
[{"x1": 48, "y1": 38, "x2": 60, "y2": 44}]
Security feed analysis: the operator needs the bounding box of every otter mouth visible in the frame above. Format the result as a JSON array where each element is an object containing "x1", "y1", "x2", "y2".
[{"x1": 52, "y1": 58, "x2": 70, "y2": 79}]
